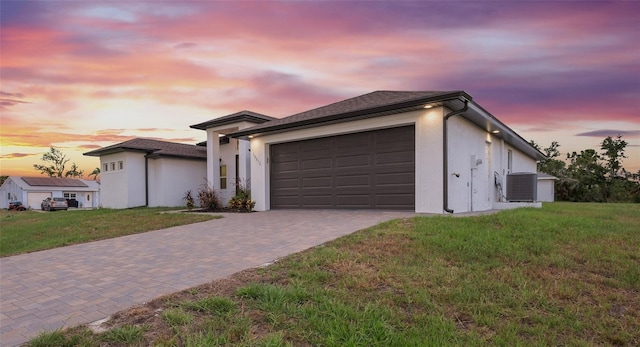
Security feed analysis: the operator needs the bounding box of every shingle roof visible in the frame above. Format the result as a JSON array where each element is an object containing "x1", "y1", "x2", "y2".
[
  {"x1": 230, "y1": 90, "x2": 469, "y2": 137},
  {"x1": 190, "y1": 110, "x2": 276, "y2": 130},
  {"x1": 84, "y1": 138, "x2": 207, "y2": 159},
  {"x1": 21, "y1": 177, "x2": 88, "y2": 187}
]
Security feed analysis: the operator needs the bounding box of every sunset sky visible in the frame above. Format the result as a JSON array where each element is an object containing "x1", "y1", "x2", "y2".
[{"x1": 1, "y1": 0, "x2": 639, "y2": 178}]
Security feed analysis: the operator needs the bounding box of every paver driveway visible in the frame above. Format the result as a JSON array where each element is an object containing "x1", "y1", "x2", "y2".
[{"x1": 0, "y1": 210, "x2": 413, "y2": 346}]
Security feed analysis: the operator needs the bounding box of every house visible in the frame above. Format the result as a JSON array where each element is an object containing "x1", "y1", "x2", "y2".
[
  {"x1": 84, "y1": 111, "x2": 275, "y2": 208},
  {"x1": 537, "y1": 172, "x2": 558, "y2": 202},
  {"x1": 86, "y1": 90, "x2": 546, "y2": 213},
  {"x1": 0, "y1": 176, "x2": 100, "y2": 209}
]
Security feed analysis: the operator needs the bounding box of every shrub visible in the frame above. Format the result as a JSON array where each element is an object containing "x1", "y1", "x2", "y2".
[
  {"x1": 183, "y1": 190, "x2": 195, "y2": 210},
  {"x1": 197, "y1": 184, "x2": 222, "y2": 210},
  {"x1": 228, "y1": 178, "x2": 255, "y2": 212}
]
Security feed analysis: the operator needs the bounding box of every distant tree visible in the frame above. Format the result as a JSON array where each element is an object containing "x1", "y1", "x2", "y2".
[
  {"x1": 566, "y1": 149, "x2": 606, "y2": 201},
  {"x1": 0, "y1": 176, "x2": 8, "y2": 186},
  {"x1": 536, "y1": 141, "x2": 566, "y2": 178},
  {"x1": 65, "y1": 163, "x2": 84, "y2": 178},
  {"x1": 88, "y1": 167, "x2": 100, "y2": 181},
  {"x1": 33, "y1": 146, "x2": 84, "y2": 178},
  {"x1": 600, "y1": 135, "x2": 627, "y2": 178}
]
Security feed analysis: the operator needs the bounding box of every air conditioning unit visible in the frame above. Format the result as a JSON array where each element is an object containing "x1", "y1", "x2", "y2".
[{"x1": 506, "y1": 172, "x2": 537, "y2": 202}]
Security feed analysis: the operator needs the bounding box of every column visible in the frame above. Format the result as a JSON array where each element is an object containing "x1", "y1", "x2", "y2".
[{"x1": 207, "y1": 129, "x2": 220, "y2": 189}]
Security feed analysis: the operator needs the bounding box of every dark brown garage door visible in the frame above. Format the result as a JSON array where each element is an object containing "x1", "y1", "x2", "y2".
[{"x1": 270, "y1": 125, "x2": 415, "y2": 209}]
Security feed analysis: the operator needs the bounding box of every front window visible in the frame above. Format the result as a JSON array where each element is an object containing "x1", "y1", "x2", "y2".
[
  {"x1": 63, "y1": 192, "x2": 77, "y2": 200},
  {"x1": 118, "y1": 161, "x2": 124, "y2": 170},
  {"x1": 220, "y1": 165, "x2": 227, "y2": 189},
  {"x1": 103, "y1": 163, "x2": 109, "y2": 172},
  {"x1": 507, "y1": 150, "x2": 513, "y2": 174},
  {"x1": 110, "y1": 162, "x2": 116, "y2": 171}
]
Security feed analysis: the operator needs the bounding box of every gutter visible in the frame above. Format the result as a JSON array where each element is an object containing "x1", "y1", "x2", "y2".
[{"x1": 443, "y1": 100, "x2": 469, "y2": 214}]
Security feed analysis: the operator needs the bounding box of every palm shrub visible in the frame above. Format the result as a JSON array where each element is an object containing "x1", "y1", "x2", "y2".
[
  {"x1": 183, "y1": 190, "x2": 195, "y2": 210},
  {"x1": 197, "y1": 184, "x2": 222, "y2": 210},
  {"x1": 228, "y1": 178, "x2": 255, "y2": 212}
]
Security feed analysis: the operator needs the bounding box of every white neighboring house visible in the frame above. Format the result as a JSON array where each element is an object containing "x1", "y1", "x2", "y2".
[
  {"x1": 0, "y1": 176, "x2": 100, "y2": 209},
  {"x1": 537, "y1": 173, "x2": 558, "y2": 202},
  {"x1": 84, "y1": 111, "x2": 275, "y2": 208}
]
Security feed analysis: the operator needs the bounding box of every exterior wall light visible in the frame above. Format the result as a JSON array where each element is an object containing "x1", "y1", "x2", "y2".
[
  {"x1": 492, "y1": 130, "x2": 500, "y2": 134},
  {"x1": 424, "y1": 104, "x2": 433, "y2": 109}
]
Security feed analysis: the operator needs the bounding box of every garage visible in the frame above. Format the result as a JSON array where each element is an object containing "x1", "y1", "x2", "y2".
[
  {"x1": 270, "y1": 125, "x2": 415, "y2": 209},
  {"x1": 27, "y1": 192, "x2": 51, "y2": 210}
]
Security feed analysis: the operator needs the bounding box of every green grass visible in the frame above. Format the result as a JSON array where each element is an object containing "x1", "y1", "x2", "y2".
[
  {"x1": 28, "y1": 202, "x2": 640, "y2": 346},
  {"x1": 0, "y1": 207, "x2": 217, "y2": 257}
]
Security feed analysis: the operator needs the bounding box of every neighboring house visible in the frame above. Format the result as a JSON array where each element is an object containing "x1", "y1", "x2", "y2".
[
  {"x1": 86, "y1": 91, "x2": 546, "y2": 213},
  {"x1": 0, "y1": 176, "x2": 100, "y2": 209},
  {"x1": 537, "y1": 172, "x2": 558, "y2": 202},
  {"x1": 85, "y1": 111, "x2": 275, "y2": 208}
]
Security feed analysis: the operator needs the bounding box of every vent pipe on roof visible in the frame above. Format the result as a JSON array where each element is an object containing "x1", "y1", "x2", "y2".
[{"x1": 443, "y1": 99, "x2": 469, "y2": 214}]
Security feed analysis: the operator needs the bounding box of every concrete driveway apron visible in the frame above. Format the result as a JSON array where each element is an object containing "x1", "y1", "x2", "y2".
[{"x1": 0, "y1": 210, "x2": 413, "y2": 346}]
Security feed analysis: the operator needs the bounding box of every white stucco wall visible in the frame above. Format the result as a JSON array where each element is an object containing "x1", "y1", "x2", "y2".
[
  {"x1": 447, "y1": 116, "x2": 494, "y2": 213},
  {"x1": 250, "y1": 107, "x2": 445, "y2": 213},
  {"x1": 147, "y1": 157, "x2": 206, "y2": 207},
  {"x1": 100, "y1": 152, "x2": 146, "y2": 208},
  {"x1": 249, "y1": 106, "x2": 539, "y2": 213}
]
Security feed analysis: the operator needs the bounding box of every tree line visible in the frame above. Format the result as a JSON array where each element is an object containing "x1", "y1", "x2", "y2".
[{"x1": 531, "y1": 135, "x2": 639, "y2": 203}]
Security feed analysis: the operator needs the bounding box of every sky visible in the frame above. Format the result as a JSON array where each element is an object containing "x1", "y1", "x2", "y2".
[{"x1": 1, "y1": 0, "x2": 639, "y2": 178}]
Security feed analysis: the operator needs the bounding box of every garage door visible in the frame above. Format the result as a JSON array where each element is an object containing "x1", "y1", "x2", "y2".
[
  {"x1": 270, "y1": 125, "x2": 415, "y2": 209},
  {"x1": 27, "y1": 192, "x2": 51, "y2": 210}
]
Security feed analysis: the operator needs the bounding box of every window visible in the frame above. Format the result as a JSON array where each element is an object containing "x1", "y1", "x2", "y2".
[
  {"x1": 103, "y1": 163, "x2": 109, "y2": 172},
  {"x1": 110, "y1": 162, "x2": 116, "y2": 171},
  {"x1": 507, "y1": 149, "x2": 513, "y2": 174},
  {"x1": 118, "y1": 161, "x2": 124, "y2": 170},
  {"x1": 63, "y1": 192, "x2": 77, "y2": 199},
  {"x1": 220, "y1": 165, "x2": 227, "y2": 189}
]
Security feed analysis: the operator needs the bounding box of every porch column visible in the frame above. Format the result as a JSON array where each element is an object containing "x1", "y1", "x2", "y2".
[
  {"x1": 207, "y1": 129, "x2": 220, "y2": 189},
  {"x1": 238, "y1": 139, "x2": 251, "y2": 186}
]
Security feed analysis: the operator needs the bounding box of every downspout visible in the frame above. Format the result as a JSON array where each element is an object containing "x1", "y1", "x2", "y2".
[
  {"x1": 144, "y1": 156, "x2": 149, "y2": 207},
  {"x1": 443, "y1": 100, "x2": 469, "y2": 213}
]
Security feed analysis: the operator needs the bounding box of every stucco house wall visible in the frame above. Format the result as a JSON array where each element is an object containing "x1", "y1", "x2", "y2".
[
  {"x1": 147, "y1": 157, "x2": 207, "y2": 207},
  {"x1": 99, "y1": 152, "x2": 146, "y2": 209},
  {"x1": 249, "y1": 106, "x2": 537, "y2": 214}
]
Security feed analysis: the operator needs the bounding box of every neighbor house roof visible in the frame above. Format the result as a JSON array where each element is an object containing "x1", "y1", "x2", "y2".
[
  {"x1": 228, "y1": 90, "x2": 545, "y2": 161},
  {"x1": 537, "y1": 172, "x2": 558, "y2": 180},
  {"x1": 190, "y1": 110, "x2": 276, "y2": 130},
  {"x1": 4, "y1": 176, "x2": 100, "y2": 192},
  {"x1": 229, "y1": 91, "x2": 469, "y2": 137},
  {"x1": 84, "y1": 138, "x2": 207, "y2": 160}
]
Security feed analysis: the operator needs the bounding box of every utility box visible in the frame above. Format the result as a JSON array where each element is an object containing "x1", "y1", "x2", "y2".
[{"x1": 506, "y1": 172, "x2": 537, "y2": 202}]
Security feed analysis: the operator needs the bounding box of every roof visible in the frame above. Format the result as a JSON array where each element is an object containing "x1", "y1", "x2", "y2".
[
  {"x1": 0, "y1": 176, "x2": 100, "y2": 192},
  {"x1": 190, "y1": 110, "x2": 277, "y2": 130},
  {"x1": 230, "y1": 91, "x2": 468, "y2": 137},
  {"x1": 537, "y1": 172, "x2": 558, "y2": 180},
  {"x1": 22, "y1": 177, "x2": 87, "y2": 187},
  {"x1": 228, "y1": 90, "x2": 545, "y2": 161},
  {"x1": 84, "y1": 138, "x2": 207, "y2": 160}
]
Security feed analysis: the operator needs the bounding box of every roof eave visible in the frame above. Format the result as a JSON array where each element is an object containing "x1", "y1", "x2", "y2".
[
  {"x1": 190, "y1": 114, "x2": 276, "y2": 130},
  {"x1": 229, "y1": 91, "x2": 471, "y2": 138}
]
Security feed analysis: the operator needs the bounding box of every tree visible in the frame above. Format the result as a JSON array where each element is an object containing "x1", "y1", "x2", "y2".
[
  {"x1": 600, "y1": 135, "x2": 627, "y2": 178},
  {"x1": 536, "y1": 141, "x2": 566, "y2": 178},
  {"x1": 566, "y1": 149, "x2": 606, "y2": 202},
  {"x1": 88, "y1": 167, "x2": 101, "y2": 181},
  {"x1": 65, "y1": 162, "x2": 84, "y2": 178},
  {"x1": 33, "y1": 146, "x2": 84, "y2": 178}
]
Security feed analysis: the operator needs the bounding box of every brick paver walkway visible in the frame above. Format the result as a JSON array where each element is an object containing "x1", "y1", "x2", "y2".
[{"x1": 0, "y1": 210, "x2": 413, "y2": 346}]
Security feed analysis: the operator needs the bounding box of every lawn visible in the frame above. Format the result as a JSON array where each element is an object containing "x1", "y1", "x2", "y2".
[
  {"x1": 0, "y1": 208, "x2": 217, "y2": 257},
  {"x1": 28, "y1": 203, "x2": 639, "y2": 346}
]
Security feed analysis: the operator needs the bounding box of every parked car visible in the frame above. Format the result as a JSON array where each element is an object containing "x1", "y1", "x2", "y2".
[
  {"x1": 41, "y1": 197, "x2": 68, "y2": 211},
  {"x1": 8, "y1": 201, "x2": 26, "y2": 211}
]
